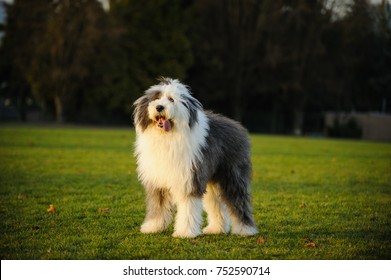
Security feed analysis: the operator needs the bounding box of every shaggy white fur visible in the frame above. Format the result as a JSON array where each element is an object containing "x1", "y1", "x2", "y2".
[{"x1": 133, "y1": 78, "x2": 258, "y2": 238}]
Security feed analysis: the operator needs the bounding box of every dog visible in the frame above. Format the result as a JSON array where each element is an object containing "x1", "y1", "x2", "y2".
[{"x1": 133, "y1": 77, "x2": 258, "y2": 238}]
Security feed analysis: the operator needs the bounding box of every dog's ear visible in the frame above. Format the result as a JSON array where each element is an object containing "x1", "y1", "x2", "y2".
[
  {"x1": 182, "y1": 95, "x2": 203, "y2": 128},
  {"x1": 133, "y1": 95, "x2": 151, "y2": 132}
]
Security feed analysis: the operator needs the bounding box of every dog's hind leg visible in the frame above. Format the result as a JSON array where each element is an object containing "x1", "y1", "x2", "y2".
[
  {"x1": 221, "y1": 169, "x2": 258, "y2": 236},
  {"x1": 229, "y1": 212, "x2": 258, "y2": 236},
  {"x1": 140, "y1": 188, "x2": 173, "y2": 234},
  {"x1": 202, "y1": 183, "x2": 230, "y2": 234},
  {"x1": 228, "y1": 198, "x2": 258, "y2": 236},
  {"x1": 227, "y1": 193, "x2": 258, "y2": 236}
]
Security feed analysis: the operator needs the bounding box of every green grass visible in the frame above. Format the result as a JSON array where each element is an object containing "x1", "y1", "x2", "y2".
[{"x1": 0, "y1": 125, "x2": 390, "y2": 260}]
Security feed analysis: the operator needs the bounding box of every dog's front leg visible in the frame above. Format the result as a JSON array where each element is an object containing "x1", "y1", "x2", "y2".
[
  {"x1": 172, "y1": 193, "x2": 203, "y2": 238},
  {"x1": 140, "y1": 188, "x2": 173, "y2": 234}
]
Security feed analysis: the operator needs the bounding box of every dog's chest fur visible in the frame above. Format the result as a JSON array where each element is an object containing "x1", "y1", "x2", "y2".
[{"x1": 135, "y1": 111, "x2": 209, "y2": 194}]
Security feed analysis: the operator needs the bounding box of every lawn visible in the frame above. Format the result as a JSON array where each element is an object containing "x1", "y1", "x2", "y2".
[{"x1": 0, "y1": 125, "x2": 390, "y2": 260}]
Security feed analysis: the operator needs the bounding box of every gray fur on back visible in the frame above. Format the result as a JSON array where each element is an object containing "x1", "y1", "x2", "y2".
[{"x1": 192, "y1": 111, "x2": 255, "y2": 227}]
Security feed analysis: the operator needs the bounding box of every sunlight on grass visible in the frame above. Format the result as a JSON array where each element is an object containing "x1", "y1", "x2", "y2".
[{"x1": 0, "y1": 125, "x2": 390, "y2": 259}]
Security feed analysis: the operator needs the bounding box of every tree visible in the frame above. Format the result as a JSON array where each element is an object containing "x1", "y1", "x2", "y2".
[
  {"x1": 109, "y1": 0, "x2": 194, "y2": 106},
  {"x1": 258, "y1": 0, "x2": 339, "y2": 134},
  {"x1": 0, "y1": 0, "x2": 50, "y2": 120},
  {"x1": 0, "y1": 0, "x2": 117, "y2": 123},
  {"x1": 190, "y1": 0, "x2": 335, "y2": 133},
  {"x1": 29, "y1": 0, "x2": 111, "y2": 122},
  {"x1": 189, "y1": 0, "x2": 262, "y2": 122},
  {"x1": 371, "y1": 0, "x2": 391, "y2": 113}
]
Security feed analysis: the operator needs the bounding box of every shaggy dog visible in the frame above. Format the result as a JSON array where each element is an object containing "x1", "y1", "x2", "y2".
[{"x1": 133, "y1": 77, "x2": 257, "y2": 238}]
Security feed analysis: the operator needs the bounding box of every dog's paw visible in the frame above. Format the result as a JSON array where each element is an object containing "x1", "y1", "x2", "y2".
[
  {"x1": 202, "y1": 225, "x2": 227, "y2": 235},
  {"x1": 172, "y1": 229, "x2": 201, "y2": 238},
  {"x1": 231, "y1": 224, "x2": 258, "y2": 236},
  {"x1": 140, "y1": 220, "x2": 164, "y2": 234}
]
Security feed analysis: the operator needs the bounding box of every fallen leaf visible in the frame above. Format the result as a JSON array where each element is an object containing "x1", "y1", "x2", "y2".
[
  {"x1": 305, "y1": 242, "x2": 317, "y2": 248},
  {"x1": 17, "y1": 194, "x2": 27, "y2": 200},
  {"x1": 257, "y1": 237, "x2": 268, "y2": 245},
  {"x1": 47, "y1": 204, "x2": 55, "y2": 213},
  {"x1": 98, "y1": 208, "x2": 110, "y2": 213}
]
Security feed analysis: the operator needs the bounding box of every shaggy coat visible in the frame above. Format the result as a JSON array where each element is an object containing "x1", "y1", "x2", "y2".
[{"x1": 133, "y1": 77, "x2": 257, "y2": 238}]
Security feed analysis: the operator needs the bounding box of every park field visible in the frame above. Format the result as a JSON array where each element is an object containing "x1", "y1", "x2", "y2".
[{"x1": 0, "y1": 125, "x2": 390, "y2": 259}]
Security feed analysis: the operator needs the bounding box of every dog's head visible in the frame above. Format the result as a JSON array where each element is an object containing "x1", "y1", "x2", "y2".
[{"x1": 133, "y1": 77, "x2": 203, "y2": 133}]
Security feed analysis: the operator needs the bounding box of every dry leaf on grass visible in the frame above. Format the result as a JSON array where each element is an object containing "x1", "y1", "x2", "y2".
[
  {"x1": 303, "y1": 237, "x2": 317, "y2": 248},
  {"x1": 17, "y1": 194, "x2": 27, "y2": 200},
  {"x1": 47, "y1": 204, "x2": 55, "y2": 213},
  {"x1": 305, "y1": 242, "x2": 317, "y2": 248},
  {"x1": 256, "y1": 237, "x2": 268, "y2": 245},
  {"x1": 98, "y1": 208, "x2": 110, "y2": 213}
]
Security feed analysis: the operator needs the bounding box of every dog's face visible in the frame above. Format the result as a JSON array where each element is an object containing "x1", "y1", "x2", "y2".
[{"x1": 134, "y1": 78, "x2": 202, "y2": 133}]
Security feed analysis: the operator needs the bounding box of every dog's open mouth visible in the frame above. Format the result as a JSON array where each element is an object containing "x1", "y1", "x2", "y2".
[{"x1": 156, "y1": 116, "x2": 172, "y2": 132}]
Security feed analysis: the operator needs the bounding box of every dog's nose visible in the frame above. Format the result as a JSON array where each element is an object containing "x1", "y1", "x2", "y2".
[{"x1": 156, "y1": 105, "x2": 165, "y2": 112}]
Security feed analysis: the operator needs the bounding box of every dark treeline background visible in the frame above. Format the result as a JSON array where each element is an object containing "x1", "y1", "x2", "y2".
[{"x1": 0, "y1": 0, "x2": 390, "y2": 135}]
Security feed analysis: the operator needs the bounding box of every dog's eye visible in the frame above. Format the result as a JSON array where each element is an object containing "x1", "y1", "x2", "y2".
[{"x1": 168, "y1": 97, "x2": 174, "y2": 102}]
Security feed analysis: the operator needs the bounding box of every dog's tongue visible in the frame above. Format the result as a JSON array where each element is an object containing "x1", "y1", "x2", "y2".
[
  {"x1": 163, "y1": 119, "x2": 171, "y2": 132},
  {"x1": 158, "y1": 117, "x2": 171, "y2": 132}
]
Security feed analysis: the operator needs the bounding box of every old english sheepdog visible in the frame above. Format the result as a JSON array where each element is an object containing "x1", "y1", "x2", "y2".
[{"x1": 133, "y1": 77, "x2": 258, "y2": 238}]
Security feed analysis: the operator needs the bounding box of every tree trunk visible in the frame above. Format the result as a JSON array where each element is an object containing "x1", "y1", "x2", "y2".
[
  {"x1": 232, "y1": 77, "x2": 243, "y2": 122},
  {"x1": 18, "y1": 88, "x2": 28, "y2": 122},
  {"x1": 293, "y1": 109, "x2": 304, "y2": 136},
  {"x1": 53, "y1": 94, "x2": 63, "y2": 123}
]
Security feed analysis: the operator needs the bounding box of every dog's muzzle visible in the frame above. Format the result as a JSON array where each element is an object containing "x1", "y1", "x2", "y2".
[
  {"x1": 156, "y1": 105, "x2": 165, "y2": 112},
  {"x1": 155, "y1": 105, "x2": 172, "y2": 132}
]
